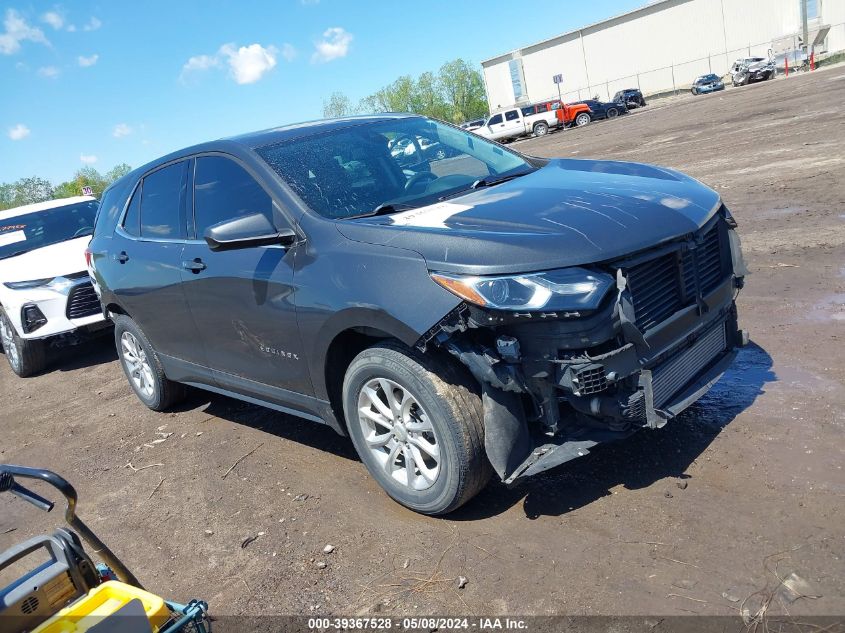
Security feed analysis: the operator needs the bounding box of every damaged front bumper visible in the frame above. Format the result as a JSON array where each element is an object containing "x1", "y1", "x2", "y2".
[{"x1": 419, "y1": 212, "x2": 747, "y2": 484}]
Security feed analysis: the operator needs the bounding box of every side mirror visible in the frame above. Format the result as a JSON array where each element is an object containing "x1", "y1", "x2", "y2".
[{"x1": 204, "y1": 212, "x2": 297, "y2": 252}]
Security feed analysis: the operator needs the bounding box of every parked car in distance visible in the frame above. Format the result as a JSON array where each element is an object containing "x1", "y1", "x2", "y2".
[
  {"x1": 0, "y1": 196, "x2": 108, "y2": 377},
  {"x1": 89, "y1": 114, "x2": 746, "y2": 515},
  {"x1": 459, "y1": 119, "x2": 485, "y2": 132},
  {"x1": 613, "y1": 88, "x2": 647, "y2": 108},
  {"x1": 389, "y1": 134, "x2": 456, "y2": 166},
  {"x1": 577, "y1": 99, "x2": 628, "y2": 121},
  {"x1": 691, "y1": 73, "x2": 725, "y2": 95},
  {"x1": 730, "y1": 57, "x2": 776, "y2": 86},
  {"x1": 475, "y1": 100, "x2": 591, "y2": 142}
]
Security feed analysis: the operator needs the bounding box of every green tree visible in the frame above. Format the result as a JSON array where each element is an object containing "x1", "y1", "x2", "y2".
[
  {"x1": 438, "y1": 58, "x2": 488, "y2": 123},
  {"x1": 0, "y1": 177, "x2": 54, "y2": 210},
  {"x1": 354, "y1": 58, "x2": 488, "y2": 124},
  {"x1": 105, "y1": 163, "x2": 132, "y2": 183},
  {"x1": 322, "y1": 91, "x2": 354, "y2": 118}
]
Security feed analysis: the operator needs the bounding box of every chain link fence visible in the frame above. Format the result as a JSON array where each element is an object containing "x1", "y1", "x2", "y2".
[{"x1": 542, "y1": 21, "x2": 845, "y2": 104}]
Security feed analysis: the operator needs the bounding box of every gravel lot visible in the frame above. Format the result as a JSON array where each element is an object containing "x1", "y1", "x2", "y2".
[{"x1": 2, "y1": 66, "x2": 844, "y2": 620}]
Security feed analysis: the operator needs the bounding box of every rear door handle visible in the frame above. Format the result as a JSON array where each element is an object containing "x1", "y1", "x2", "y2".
[
  {"x1": 115, "y1": 251, "x2": 129, "y2": 264},
  {"x1": 182, "y1": 258, "x2": 207, "y2": 273}
]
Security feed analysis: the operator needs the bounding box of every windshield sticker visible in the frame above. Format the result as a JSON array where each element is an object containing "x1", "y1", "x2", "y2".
[
  {"x1": 0, "y1": 230, "x2": 26, "y2": 247},
  {"x1": 389, "y1": 202, "x2": 471, "y2": 229}
]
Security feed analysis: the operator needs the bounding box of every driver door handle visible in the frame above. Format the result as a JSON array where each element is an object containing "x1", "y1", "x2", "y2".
[
  {"x1": 182, "y1": 258, "x2": 206, "y2": 273},
  {"x1": 115, "y1": 251, "x2": 129, "y2": 264}
]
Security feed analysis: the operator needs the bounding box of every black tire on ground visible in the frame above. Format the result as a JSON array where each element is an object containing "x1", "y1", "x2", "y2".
[
  {"x1": 533, "y1": 121, "x2": 549, "y2": 136},
  {"x1": 342, "y1": 341, "x2": 492, "y2": 515},
  {"x1": 0, "y1": 309, "x2": 47, "y2": 377},
  {"x1": 112, "y1": 314, "x2": 186, "y2": 411},
  {"x1": 606, "y1": 107, "x2": 619, "y2": 118},
  {"x1": 691, "y1": 88, "x2": 698, "y2": 95},
  {"x1": 575, "y1": 112, "x2": 591, "y2": 127}
]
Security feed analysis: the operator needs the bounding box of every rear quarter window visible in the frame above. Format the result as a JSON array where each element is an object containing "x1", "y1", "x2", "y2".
[{"x1": 94, "y1": 179, "x2": 134, "y2": 237}]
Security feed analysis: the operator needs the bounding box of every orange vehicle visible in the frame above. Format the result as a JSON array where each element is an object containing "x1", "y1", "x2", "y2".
[{"x1": 522, "y1": 99, "x2": 593, "y2": 128}]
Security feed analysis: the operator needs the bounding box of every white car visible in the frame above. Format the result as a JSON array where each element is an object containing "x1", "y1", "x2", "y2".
[{"x1": 0, "y1": 196, "x2": 108, "y2": 377}]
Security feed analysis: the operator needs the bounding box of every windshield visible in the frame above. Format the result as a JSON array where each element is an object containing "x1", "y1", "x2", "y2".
[
  {"x1": 696, "y1": 74, "x2": 719, "y2": 84},
  {"x1": 256, "y1": 117, "x2": 532, "y2": 220},
  {"x1": 0, "y1": 200, "x2": 98, "y2": 260}
]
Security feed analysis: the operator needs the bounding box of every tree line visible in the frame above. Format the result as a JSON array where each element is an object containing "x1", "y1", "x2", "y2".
[
  {"x1": 0, "y1": 164, "x2": 132, "y2": 211},
  {"x1": 323, "y1": 58, "x2": 489, "y2": 124}
]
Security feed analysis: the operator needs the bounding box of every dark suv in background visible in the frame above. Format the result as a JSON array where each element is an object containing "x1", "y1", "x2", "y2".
[
  {"x1": 88, "y1": 114, "x2": 746, "y2": 514},
  {"x1": 613, "y1": 88, "x2": 647, "y2": 108}
]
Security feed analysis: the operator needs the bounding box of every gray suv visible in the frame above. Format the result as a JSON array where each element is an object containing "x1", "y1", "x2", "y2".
[{"x1": 88, "y1": 114, "x2": 747, "y2": 514}]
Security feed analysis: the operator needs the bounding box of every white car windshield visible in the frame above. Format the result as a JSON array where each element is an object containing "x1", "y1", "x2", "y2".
[
  {"x1": 257, "y1": 117, "x2": 532, "y2": 220},
  {"x1": 0, "y1": 200, "x2": 98, "y2": 260}
]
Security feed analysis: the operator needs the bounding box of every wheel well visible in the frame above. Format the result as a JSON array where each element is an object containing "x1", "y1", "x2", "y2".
[{"x1": 323, "y1": 327, "x2": 398, "y2": 430}]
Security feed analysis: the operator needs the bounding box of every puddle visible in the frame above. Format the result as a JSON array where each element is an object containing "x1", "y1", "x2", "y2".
[{"x1": 684, "y1": 344, "x2": 775, "y2": 431}]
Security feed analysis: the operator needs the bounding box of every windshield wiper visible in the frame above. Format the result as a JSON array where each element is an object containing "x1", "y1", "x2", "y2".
[
  {"x1": 344, "y1": 202, "x2": 418, "y2": 220},
  {"x1": 471, "y1": 170, "x2": 534, "y2": 189}
]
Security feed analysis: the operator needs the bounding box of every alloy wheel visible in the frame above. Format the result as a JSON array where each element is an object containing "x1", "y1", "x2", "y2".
[
  {"x1": 357, "y1": 377, "x2": 441, "y2": 491},
  {"x1": 0, "y1": 316, "x2": 20, "y2": 371},
  {"x1": 120, "y1": 331, "x2": 155, "y2": 399}
]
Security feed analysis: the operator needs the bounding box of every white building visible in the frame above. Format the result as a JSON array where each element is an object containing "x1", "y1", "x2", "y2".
[{"x1": 481, "y1": 0, "x2": 843, "y2": 110}]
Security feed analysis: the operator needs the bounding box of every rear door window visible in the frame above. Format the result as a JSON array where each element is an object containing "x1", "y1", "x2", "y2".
[
  {"x1": 193, "y1": 156, "x2": 275, "y2": 237},
  {"x1": 505, "y1": 110, "x2": 520, "y2": 121},
  {"x1": 140, "y1": 161, "x2": 188, "y2": 239}
]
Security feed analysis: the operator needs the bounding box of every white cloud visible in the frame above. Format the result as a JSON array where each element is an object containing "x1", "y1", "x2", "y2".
[
  {"x1": 38, "y1": 65, "x2": 60, "y2": 78},
  {"x1": 66, "y1": 23, "x2": 76, "y2": 32},
  {"x1": 8, "y1": 123, "x2": 30, "y2": 140},
  {"x1": 78, "y1": 54, "x2": 98, "y2": 67},
  {"x1": 311, "y1": 27, "x2": 352, "y2": 63},
  {"x1": 83, "y1": 17, "x2": 101, "y2": 31},
  {"x1": 41, "y1": 11, "x2": 64, "y2": 30},
  {"x1": 79, "y1": 154, "x2": 97, "y2": 164},
  {"x1": 281, "y1": 43, "x2": 297, "y2": 62},
  {"x1": 220, "y1": 43, "x2": 277, "y2": 84},
  {"x1": 301, "y1": 0, "x2": 320, "y2": 4},
  {"x1": 113, "y1": 123, "x2": 132, "y2": 138},
  {"x1": 182, "y1": 43, "x2": 278, "y2": 85},
  {"x1": 0, "y1": 9, "x2": 50, "y2": 55}
]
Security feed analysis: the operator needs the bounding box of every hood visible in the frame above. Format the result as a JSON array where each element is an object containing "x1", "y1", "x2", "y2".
[
  {"x1": 336, "y1": 159, "x2": 721, "y2": 276},
  {"x1": 0, "y1": 236, "x2": 90, "y2": 284}
]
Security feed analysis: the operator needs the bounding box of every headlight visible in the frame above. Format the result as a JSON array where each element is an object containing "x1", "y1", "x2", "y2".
[
  {"x1": 3, "y1": 278, "x2": 53, "y2": 290},
  {"x1": 3, "y1": 277, "x2": 77, "y2": 291},
  {"x1": 430, "y1": 267, "x2": 614, "y2": 312}
]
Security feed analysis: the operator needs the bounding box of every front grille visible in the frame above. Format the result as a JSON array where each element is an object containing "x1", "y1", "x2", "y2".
[
  {"x1": 66, "y1": 282, "x2": 100, "y2": 319},
  {"x1": 626, "y1": 220, "x2": 729, "y2": 332}
]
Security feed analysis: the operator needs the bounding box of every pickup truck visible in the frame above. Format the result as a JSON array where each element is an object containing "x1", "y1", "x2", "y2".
[{"x1": 474, "y1": 100, "x2": 592, "y2": 142}]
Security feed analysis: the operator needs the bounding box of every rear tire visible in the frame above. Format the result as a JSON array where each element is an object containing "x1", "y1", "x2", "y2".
[
  {"x1": 606, "y1": 107, "x2": 619, "y2": 118},
  {"x1": 533, "y1": 122, "x2": 549, "y2": 136},
  {"x1": 113, "y1": 314, "x2": 186, "y2": 411},
  {"x1": 342, "y1": 341, "x2": 491, "y2": 515},
  {"x1": 0, "y1": 309, "x2": 47, "y2": 377},
  {"x1": 574, "y1": 112, "x2": 591, "y2": 127}
]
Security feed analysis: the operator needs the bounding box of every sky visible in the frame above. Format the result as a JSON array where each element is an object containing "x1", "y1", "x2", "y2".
[{"x1": 1, "y1": 0, "x2": 646, "y2": 184}]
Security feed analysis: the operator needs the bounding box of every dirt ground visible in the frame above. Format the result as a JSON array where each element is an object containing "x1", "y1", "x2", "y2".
[{"x1": 2, "y1": 66, "x2": 844, "y2": 621}]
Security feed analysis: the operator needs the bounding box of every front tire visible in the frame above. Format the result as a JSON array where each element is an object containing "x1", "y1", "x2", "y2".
[
  {"x1": 113, "y1": 314, "x2": 186, "y2": 411},
  {"x1": 342, "y1": 342, "x2": 491, "y2": 515},
  {"x1": 574, "y1": 112, "x2": 591, "y2": 127},
  {"x1": 606, "y1": 107, "x2": 619, "y2": 118},
  {"x1": 0, "y1": 309, "x2": 46, "y2": 377}
]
